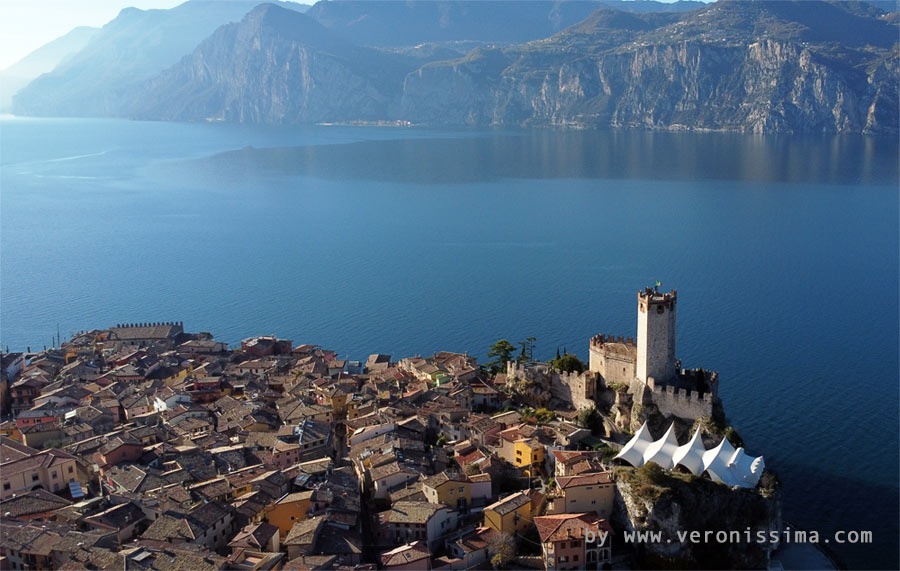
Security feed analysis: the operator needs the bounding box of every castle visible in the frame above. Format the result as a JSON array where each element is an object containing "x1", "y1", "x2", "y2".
[
  {"x1": 507, "y1": 286, "x2": 719, "y2": 426},
  {"x1": 589, "y1": 286, "x2": 718, "y2": 423}
]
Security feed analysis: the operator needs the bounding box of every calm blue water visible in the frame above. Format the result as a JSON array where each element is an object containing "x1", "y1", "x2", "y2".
[{"x1": 1, "y1": 117, "x2": 897, "y2": 569}]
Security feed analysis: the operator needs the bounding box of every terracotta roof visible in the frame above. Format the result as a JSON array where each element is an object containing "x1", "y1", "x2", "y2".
[
  {"x1": 378, "y1": 501, "x2": 445, "y2": 525},
  {"x1": 485, "y1": 491, "x2": 530, "y2": 516},
  {"x1": 557, "y1": 472, "x2": 612, "y2": 489},
  {"x1": 0, "y1": 488, "x2": 72, "y2": 517},
  {"x1": 381, "y1": 541, "x2": 431, "y2": 567},
  {"x1": 534, "y1": 512, "x2": 612, "y2": 543}
]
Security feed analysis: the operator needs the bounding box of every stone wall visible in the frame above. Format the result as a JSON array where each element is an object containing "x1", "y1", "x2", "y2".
[
  {"x1": 507, "y1": 362, "x2": 596, "y2": 411},
  {"x1": 646, "y1": 378, "x2": 713, "y2": 420},
  {"x1": 589, "y1": 334, "x2": 637, "y2": 386},
  {"x1": 551, "y1": 370, "x2": 597, "y2": 411}
]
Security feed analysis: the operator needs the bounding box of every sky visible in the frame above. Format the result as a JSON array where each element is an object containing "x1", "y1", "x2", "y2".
[{"x1": 0, "y1": 0, "x2": 186, "y2": 70}]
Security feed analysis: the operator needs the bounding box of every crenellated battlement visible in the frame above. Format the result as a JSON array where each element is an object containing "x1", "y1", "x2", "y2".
[
  {"x1": 113, "y1": 321, "x2": 183, "y2": 329},
  {"x1": 646, "y1": 376, "x2": 714, "y2": 419},
  {"x1": 590, "y1": 334, "x2": 636, "y2": 347},
  {"x1": 637, "y1": 287, "x2": 677, "y2": 308}
]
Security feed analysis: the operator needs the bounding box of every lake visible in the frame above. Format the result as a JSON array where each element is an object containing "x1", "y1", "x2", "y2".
[{"x1": 1, "y1": 117, "x2": 897, "y2": 568}]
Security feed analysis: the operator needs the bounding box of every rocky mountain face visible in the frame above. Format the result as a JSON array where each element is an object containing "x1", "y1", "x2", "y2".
[
  {"x1": 128, "y1": 5, "x2": 413, "y2": 123},
  {"x1": 400, "y1": 1, "x2": 899, "y2": 134},
  {"x1": 614, "y1": 464, "x2": 782, "y2": 569},
  {"x1": 12, "y1": 0, "x2": 899, "y2": 135}
]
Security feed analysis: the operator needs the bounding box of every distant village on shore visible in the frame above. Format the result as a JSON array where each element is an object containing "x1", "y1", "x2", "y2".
[{"x1": 0, "y1": 287, "x2": 781, "y2": 570}]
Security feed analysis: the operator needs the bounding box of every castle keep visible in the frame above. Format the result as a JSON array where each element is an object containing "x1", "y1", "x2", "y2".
[
  {"x1": 589, "y1": 286, "x2": 718, "y2": 424},
  {"x1": 505, "y1": 285, "x2": 719, "y2": 425}
]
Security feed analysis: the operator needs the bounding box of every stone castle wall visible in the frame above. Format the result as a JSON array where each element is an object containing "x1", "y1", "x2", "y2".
[
  {"x1": 589, "y1": 334, "x2": 637, "y2": 386},
  {"x1": 507, "y1": 362, "x2": 596, "y2": 411},
  {"x1": 646, "y1": 377, "x2": 713, "y2": 420}
]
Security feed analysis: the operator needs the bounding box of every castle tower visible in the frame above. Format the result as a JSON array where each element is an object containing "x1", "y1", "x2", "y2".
[{"x1": 636, "y1": 285, "x2": 677, "y2": 384}]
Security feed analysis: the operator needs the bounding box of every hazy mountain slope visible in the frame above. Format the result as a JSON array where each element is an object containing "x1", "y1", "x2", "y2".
[
  {"x1": 304, "y1": 0, "x2": 704, "y2": 47},
  {"x1": 12, "y1": 0, "x2": 307, "y2": 117},
  {"x1": 128, "y1": 4, "x2": 416, "y2": 123},
  {"x1": 399, "y1": 0, "x2": 899, "y2": 134},
  {"x1": 0, "y1": 26, "x2": 98, "y2": 111}
]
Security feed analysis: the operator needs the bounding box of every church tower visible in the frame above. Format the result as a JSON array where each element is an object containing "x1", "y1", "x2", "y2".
[{"x1": 636, "y1": 285, "x2": 677, "y2": 384}]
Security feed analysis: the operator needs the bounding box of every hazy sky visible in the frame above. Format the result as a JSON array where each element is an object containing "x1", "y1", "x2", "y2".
[{"x1": 0, "y1": 0, "x2": 188, "y2": 70}]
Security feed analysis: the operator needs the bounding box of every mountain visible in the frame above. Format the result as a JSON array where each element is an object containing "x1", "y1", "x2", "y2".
[
  {"x1": 398, "y1": 0, "x2": 898, "y2": 134},
  {"x1": 12, "y1": 0, "x2": 308, "y2": 117},
  {"x1": 13, "y1": 0, "x2": 899, "y2": 135},
  {"x1": 0, "y1": 26, "x2": 98, "y2": 111},
  {"x1": 303, "y1": 0, "x2": 704, "y2": 47},
  {"x1": 128, "y1": 4, "x2": 416, "y2": 123}
]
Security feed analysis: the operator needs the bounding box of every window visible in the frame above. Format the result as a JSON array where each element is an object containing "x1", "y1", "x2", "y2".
[
  {"x1": 560, "y1": 542, "x2": 566, "y2": 549},
  {"x1": 591, "y1": 499, "x2": 596, "y2": 505},
  {"x1": 2, "y1": 482, "x2": 9, "y2": 490},
  {"x1": 31, "y1": 474, "x2": 39, "y2": 482},
  {"x1": 459, "y1": 487, "x2": 464, "y2": 493},
  {"x1": 51, "y1": 471, "x2": 57, "y2": 479},
  {"x1": 586, "y1": 487, "x2": 592, "y2": 490},
  {"x1": 573, "y1": 555, "x2": 579, "y2": 562}
]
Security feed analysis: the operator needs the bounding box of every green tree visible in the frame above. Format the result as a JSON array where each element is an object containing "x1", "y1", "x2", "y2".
[
  {"x1": 516, "y1": 336, "x2": 537, "y2": 363},
  {"x1": 576, "y1": 406, "x2": 604, "y2": 435},
  {"x1": 487, "y1": 339, "x2": 517, "y2": 373},
  {"x1": 551, "y1": 353, "x2": 585, "y2": 373}
]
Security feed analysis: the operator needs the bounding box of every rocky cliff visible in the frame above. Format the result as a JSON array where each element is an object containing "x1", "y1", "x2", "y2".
[
  {"x1": 614, "y1": 463, "x2": 782, "y2": 569},
  {"x1": 400, "y1": 2, "x2": 899, "y2": 134},
  {"x1": 127, "y1": 4, "x2": 412, "y2": 124}
]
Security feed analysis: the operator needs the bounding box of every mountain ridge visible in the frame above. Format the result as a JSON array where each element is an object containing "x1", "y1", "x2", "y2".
[{"x1": 11, "y1": 0, "x2": 899, "y2": 135}]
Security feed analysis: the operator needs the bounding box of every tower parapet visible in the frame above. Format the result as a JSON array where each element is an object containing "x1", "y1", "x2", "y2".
[{"x1": 637, "y1": 286, "x2": 677, "y2": 384}]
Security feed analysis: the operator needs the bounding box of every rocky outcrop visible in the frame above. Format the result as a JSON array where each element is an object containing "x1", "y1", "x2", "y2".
[{"x1": 613, "y1": 464, "x2": 782, "y2": 569}]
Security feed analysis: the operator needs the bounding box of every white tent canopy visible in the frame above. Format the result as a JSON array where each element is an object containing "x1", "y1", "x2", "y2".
[
  {"x1": 615, "y1": 421, "x2": 764, "y2": 489},
  {"x1": 614, "y1": 421, "x2": 654, "y2": 468},
  {"x1": 643, "y1": 423, "x2": 679, "y2": 469},
  {"x1": 727, "y1": 447, "x2": 765, "y2": 488},
  {"x1": 671, "y1": 428, "x2": 706, "y2": 475},
  {"x1": 702, "y1": 437, "x2": 737, "y2": 485}
]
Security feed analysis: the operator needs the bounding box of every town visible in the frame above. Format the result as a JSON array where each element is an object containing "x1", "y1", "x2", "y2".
[{"x1": 0, "y1": 287, "x2": 778, "y2": 570}]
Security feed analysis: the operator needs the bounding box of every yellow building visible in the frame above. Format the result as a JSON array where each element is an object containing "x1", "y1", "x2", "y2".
[
  {"x1": 264, "y1": 491, "x2": 313, "y2": 538},
  {"x1": 162, "y1": 363, "x2": 194, "y2": 387},
  {"x1": 513, "y1": 439, "x2": 544, "y2": 475},
  {"x1": 0, "y1": 438, "x2": 81, "y2": 499},
  {"x1": 497, "y1": 425, "x2": 546, "y2": 478},
  {"x1": 546, "y1": 472, "x2": 615, "y2": 518},
  {"x1": 483, "y1": 491, "x2": 533, "y2": 535},
  {"x1": 0, "y1": 421, "x2": 23, "y2": 443},
  {"x1": 422, "y1": 472, "x2": 471, "y2": 511}
]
